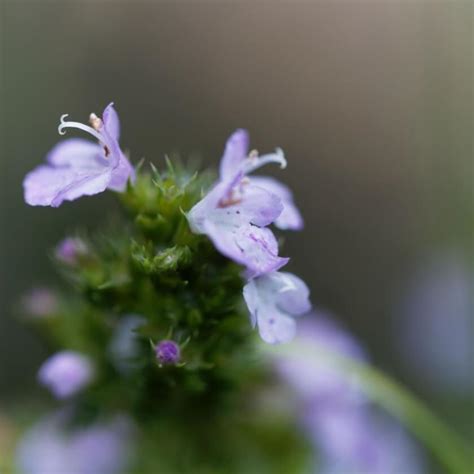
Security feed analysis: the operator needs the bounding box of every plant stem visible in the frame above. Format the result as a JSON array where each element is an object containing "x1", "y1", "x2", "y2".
[{"x1": 261, "y1": 342, "x2": 472, "y2": 474}]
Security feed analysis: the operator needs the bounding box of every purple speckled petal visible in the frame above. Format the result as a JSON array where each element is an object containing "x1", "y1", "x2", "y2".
[
  {"x1": 205, "y1": 220, "x2": 288, "y2": 278},
  {"x1": 238, "y1": 184, "x2": 283, "y2": 227},
  {"x1": 102, "y1": 102, "x2": 120, "y2": 141},
  {"x1": 251, "y1": 176, "x2": 303, "y2": 230},
  {"x1": 255, "y1": 306, "x2": 296, "y2": 344},
  {"x1": 219, "y1": 129, "x2": 249, "y2": 181}
]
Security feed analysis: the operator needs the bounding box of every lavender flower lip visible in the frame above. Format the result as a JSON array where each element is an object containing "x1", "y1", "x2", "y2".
[
  {"x1": 187, "y1": 129, "x2": 290, "y2": 278},
  {"x1": 155, "y1": 340, "x2": 181, "y2": 365},
  {"x1": 23, "y1": 103, "x2": 134, "y2": 207}
]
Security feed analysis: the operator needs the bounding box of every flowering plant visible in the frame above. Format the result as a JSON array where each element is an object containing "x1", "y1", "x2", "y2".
[{"x1": 14, "y1": 104, "x2": 471, "y2": 474}]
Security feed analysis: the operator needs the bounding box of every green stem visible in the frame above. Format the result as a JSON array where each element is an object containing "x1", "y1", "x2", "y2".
[{"x1": 261, "y1": 342, "x2": 472, "y2": 474}]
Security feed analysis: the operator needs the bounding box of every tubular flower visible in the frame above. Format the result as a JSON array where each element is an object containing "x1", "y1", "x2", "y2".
[
  {"x1": 188, "y1": 129, "x2": 290, "y2": 278},
  {"x1": 243, "y1": 271, "x2": 311, "y2": 344},
  {"x1": 23, "y1": 103, "x2": 134, "y2": 207}
]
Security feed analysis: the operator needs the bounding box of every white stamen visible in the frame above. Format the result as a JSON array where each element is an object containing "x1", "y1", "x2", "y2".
[
  {"x1": 58, "y1": 114, "x2": 104, "y2": 143},
  {"x1": 242, "y1": 148, "x2": 287, "y2": 175}
]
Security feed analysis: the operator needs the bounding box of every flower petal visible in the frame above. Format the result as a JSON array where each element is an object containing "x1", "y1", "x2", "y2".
[
  {"x1": 257, "y1": 310, "x2": 296, "y2": 344},
  {"x1": 46, "y1": 138, "x2": 105, "y2": 169},
  {"x1": 236, "y1": 226, "x2": 289, "y2": 278},
  {"x1": 204, "y1": 220, "x2": 288, "y2": 277},
  {"x1": 23, "y1": 164, "x2": 111, "y2": 207},
  {"x1": 274, "y1": 271, "x2": 311, "y2": 316},
  {"x1": 219, "y1": 129, "x2": 249, "y2": 181},
  {"x1": 102, "y1": 102, "x2": 120, "y2": 141},
  {"x1": 243, "y1": 277, "x2": 296, "y2": 344},
  {"x1": 251, "y1": 176, "x2": 303, "y2": 230},
  {"x1": 187, "y1": 181, "x2": 231, "y2": 233},
  {"x1": 108, "y1": 155, "x2": 135, "y2": 192},
  {"x1": 239, "y1": 184, "x2": 283, "y2": 227}
]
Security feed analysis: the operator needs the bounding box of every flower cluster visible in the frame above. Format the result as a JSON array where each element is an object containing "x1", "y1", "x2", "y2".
[
  {"x1": 23, "y1": 106, "x2": 311, "y2": 344},
  {"x1": 18, "y1": 103, "x2": 313, "y2": 472},
  {"x1": 17, "y1": 102, "x2": 438, "y2": 474},
  {"x1": 187, "y1": 129, "x2": 310, "y2": 343}
]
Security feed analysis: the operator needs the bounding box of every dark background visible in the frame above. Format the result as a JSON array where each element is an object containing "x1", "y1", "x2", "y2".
[{"x1": 1, "y1": 0, "x2": 472, "y2": 438}]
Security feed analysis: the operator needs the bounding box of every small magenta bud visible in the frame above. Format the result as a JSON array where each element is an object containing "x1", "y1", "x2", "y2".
[
  {"x1": 155, "y1": 340, "x2": 180, "y2": 365},
  {"x1": 55, "y1": 237, "x2": 88, "y2": 265}
]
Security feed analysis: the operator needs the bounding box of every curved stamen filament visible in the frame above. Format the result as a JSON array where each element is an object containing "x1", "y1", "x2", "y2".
[
  {"x1": 58, "y1": 114, "x2": 104, "y2": 143},
  {"x1": 243, "y1": 148, "x2": 287, "y2": 175}
]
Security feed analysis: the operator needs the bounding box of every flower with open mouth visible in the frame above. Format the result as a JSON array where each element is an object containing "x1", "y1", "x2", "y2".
[{"x1": 23, "y1": 103, "x2": 134, "y2": 207}]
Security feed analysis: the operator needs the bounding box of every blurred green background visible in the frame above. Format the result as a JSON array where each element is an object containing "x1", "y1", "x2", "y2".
[{"x1": 1, "y1": 0, "x2": 472, "y2": 442}]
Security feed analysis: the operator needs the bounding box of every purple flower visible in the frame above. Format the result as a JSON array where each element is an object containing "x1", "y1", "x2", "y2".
[
  {"x1": 23, "y1": 103, "x2": 134, "y2": 207},
  {"x1": 155, "y1": 340, "x2": 181, "y2": 365},
  {"x1": 311, "y1": 409, "x2": 425, "y2": 474},
  {"x1": 22, "y1": 288, "x2": 58, "y2": 318},
  {"x1": 395, "y1": 252, "x2": 473, "y2": 395},
  {"x1": 55, "y1": 237, "x2": 88, "y2": 264},
  {"x1": 273, "y1": 314, "x2": 425, "y2": 474},
  {"x1": 243, "y1": 271, "x2": 311, "y2": 344},
  {"x1": 275, "y1": 315, "x2": 366, "y2": 400},
  {"x1": 16, "y1": 411, "x2": 135, "y2": 474},
  {"x1": 38, "y1": 351, "x2": 94, "y2": 399},
  {"x1": 188, "y1": 129, "x2": 290, "y2": 278}
]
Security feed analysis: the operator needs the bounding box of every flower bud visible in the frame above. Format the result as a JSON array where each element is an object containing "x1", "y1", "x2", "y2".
[
  {"x1": 155, "y1": 340, "x2": 180, "y2": 366},
  {"x1": 22, "y1": 288, "x2": 58, "y2": 318},
  {"x1": 55, "y1": 237, "x2": 88, "y2": 265},
  {"x1": 38, "y1": 351, "x2": 94, "y2": 399}
]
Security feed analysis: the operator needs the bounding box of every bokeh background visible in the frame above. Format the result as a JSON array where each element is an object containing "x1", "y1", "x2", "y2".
[{"x1": 1, "y1": 0, "x2": 472, "y2": 452}]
